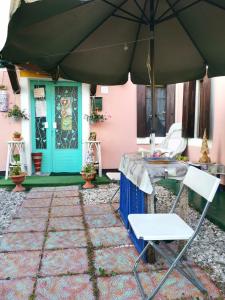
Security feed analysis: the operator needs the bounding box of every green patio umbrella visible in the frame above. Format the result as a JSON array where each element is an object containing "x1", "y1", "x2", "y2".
[{"x1": 2, "y1": 0, "x2": 225, "y2": 128}]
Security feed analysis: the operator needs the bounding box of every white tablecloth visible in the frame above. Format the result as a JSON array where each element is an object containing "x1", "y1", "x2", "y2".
[{"x1": 119, "y1": 153, "x2": 188, "y2": 194}]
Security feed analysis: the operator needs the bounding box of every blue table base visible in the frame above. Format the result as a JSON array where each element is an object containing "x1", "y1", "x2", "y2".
[{"x1": 119, "y1": 172, "x2": 147, "y2": 261}]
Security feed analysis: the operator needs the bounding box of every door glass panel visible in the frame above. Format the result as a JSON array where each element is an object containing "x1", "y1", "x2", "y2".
[
  {"x1": 55, "y1": 86, "x2": 78, "y2": 149},
  {"x1": 34, "y1": 85, "x2": 47, "y2": 149},
  {"x1": 146, "y1": 86, "x2": 166, "y2": 137}
]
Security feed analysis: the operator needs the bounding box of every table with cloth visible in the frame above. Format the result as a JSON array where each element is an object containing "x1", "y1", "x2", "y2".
[{"x1": 118, "y1": 153, "x2": 188, "y2": 261}]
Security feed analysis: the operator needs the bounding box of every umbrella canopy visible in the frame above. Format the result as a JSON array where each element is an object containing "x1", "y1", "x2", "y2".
[{"x1": 1, "y1": 0, "x2": 225, "y2": 85}]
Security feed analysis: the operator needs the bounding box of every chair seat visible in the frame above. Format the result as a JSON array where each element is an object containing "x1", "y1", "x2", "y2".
[
  {"x1": 106, "y1": 172, "x2": 120, "y2": 181},
  {"x1": 128, "y1": 213, "x2": 194, "y2": 241}
]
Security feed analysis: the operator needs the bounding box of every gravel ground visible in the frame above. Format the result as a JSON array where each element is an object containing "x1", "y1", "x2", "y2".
[
  {"x1": 0, "y1": 183, "x2": 224, "y2": 295},
  {"x1": 0, "y1": 188, "x2": 26, "y2": 239}
]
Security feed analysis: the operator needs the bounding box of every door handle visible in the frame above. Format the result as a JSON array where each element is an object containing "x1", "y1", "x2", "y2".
[{"x1": 53, "y1": 122, "x2": 57, "y2": 129}]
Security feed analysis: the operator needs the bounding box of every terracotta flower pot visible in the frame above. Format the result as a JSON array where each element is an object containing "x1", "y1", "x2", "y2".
[
  {"x1": 10, "y1": 173, "x2": 26, "y2": 192},
  {"x1": 12, "y1": 137, "x2": 22, "y2": 141},
  {"x1": 32, "y1": 152, "x2": 43, "y2": 174},
  {"x1": 81, "y1": 172, "x2": 96, "y2": 189}
]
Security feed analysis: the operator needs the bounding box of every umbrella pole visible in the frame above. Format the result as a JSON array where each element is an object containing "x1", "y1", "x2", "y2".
[{"x1": 150, "y1": 0, "x2": 156, "y2": 133}]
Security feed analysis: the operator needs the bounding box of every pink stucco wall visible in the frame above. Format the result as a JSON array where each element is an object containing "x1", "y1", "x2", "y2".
[
  {"x1": 0, "y1": 70, "x2": 21, "y2": 171},
  {"x1": 91, "y1": 81, "x2": 138, "y2": 169}
]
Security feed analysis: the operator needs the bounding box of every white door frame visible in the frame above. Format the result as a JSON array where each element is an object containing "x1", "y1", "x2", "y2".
[{"x1": 20, "y1": 76, "x2": 90, "y2": 175}]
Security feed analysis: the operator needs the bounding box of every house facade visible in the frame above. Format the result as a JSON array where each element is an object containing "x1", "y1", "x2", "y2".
[{"x1": 0, "y1": 68, "x2": 225, "y2": 182}]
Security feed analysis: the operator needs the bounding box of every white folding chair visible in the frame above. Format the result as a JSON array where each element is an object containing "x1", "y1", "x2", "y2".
[
  {"x1": 128, "y1": 166, "x2": 220, "y2": 300},
  {"x1": 106, "y1": 172, "x2": 120, "y2": 205}
]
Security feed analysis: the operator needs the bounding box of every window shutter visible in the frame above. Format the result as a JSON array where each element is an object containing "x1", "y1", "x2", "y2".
[
  {"x1": 166, "y1": 84, "x2": 175, "y2": 132},
  {"x1": 137, "y1": 85, "x2": 147, "y2": 137},
  {"x1": 182, "y1": 81, "x2": 196, "y2": 138},
  {"x1": 198, "y1": 76, "x2": 211, "y2": 138}
]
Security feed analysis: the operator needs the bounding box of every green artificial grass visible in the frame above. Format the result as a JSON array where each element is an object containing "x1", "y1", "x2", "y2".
[{"x1": 0, "y1": 175, "x2": 111, "y2": 188}]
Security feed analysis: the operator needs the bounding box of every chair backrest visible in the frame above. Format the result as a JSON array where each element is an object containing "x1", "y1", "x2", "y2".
[{"x1": 183, "y1": 166, "x2": 220, "y2": 202}]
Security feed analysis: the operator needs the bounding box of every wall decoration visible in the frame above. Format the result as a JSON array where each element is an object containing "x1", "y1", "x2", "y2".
[{"x1": 0, "y1": 85, "x2": 8, "y2": 112}]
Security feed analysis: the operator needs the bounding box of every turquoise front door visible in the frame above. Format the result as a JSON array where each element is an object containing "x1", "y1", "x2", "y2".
[{"x1": 30, "y1": 80, "x2": 82, "y2": 173}]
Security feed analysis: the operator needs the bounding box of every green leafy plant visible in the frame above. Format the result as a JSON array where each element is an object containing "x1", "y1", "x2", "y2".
[
  {"x1": 98, "y1": 267, "x2": 107, "y2": 277},
  {"x1": 82, "y1": 163, "x2": 96, "y2": 174},
  {"x1": 176, "y1": 154, "x2": 189, "y2": 162},
  {"x1": 8, "y1": 105, "x2": 29, "y2": 120},
  {"x1": 10, "y1": 163, "x2": 22, "y2": 176},
  {"x1": 13, "y1": 154, "x2": 20, "y2": 162}
]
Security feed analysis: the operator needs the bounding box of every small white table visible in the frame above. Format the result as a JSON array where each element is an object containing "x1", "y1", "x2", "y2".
[
  {"x1": 5, "y1": 141, "x2": 27, "y2": 179},
  {"x1": 84, "y1": 141, "x2": 102, "y2": 177}
]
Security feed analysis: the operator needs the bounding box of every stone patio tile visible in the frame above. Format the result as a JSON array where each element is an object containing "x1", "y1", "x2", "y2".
[
  {"x1": 6, "y1": 218, "x2": 47, "y2": 233},
  {"x1": 35, "y1": 275, "x2": 94, "y2": 300},
  {"x1": 95, "y1": 246, "x2": 147, "y2": 275},
  {"x1": 0, "y1": 251, "x2": 41, "y2": 279},
  {"x1": 52, "y1": 197, "x2": 80, "y2": 206},
  {"x1": 22, "y1": 198, "x2": 51, "y2": 208},
  {"x1": 84, "y1": 204, "x2": 113, "y2": 215},
  {"x1": 26, "y1": 191, "x2": 53, "y2": 199},
  {"x1": 97, "y1": 274, "x2": 144, "y2": 300},
  {"x1": 51, "y1": 206, "x2": 82, "y2": 217},
  {"x1": 45, "y1": 230, "x2": 86, "y2": 249},
  {"x1": 16, "y1": 207, "x2": 49, "y2": 218},
  {"x1": 31, "y1": 187, "x2": 56, "y2": 192},
  {"x1": 0, "y1": 232, "x2": 44, "y2": 252},
  {"x1": 54, "y1": 185, "x2": 79, "y2": 191},
  {"x1": 48, "y1": 217, "x2": 84, "y2": 231},
  {"x1": 40, "y1": 248, "x2": 88, "y2": 276},
  {"x1": 86, "y1": 213, "x2": 122, "y2": 228},
  {"x1": 89, "y1": 227, "x2": 131, "y2": 248},
  {"x1": 0, "y1": 278, "x2": 35, "y2": 300},
  {"x1": 139, "y1": 269, "x2": 222, "y2": 299},
  {"x1": 53, "y1": 190, "x2": 79, "y2": 198}
]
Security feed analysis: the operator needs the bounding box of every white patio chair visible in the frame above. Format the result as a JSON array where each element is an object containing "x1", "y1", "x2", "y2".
[
  {"x1": 128, "y1": 166, "x2": 220, "y2": 300},
  {"x1": 156, "y1": 122, "x2": 187, "y2": 158},
  {"x1": 106, "y1": 172, "x2": 120, "y2": 205}
]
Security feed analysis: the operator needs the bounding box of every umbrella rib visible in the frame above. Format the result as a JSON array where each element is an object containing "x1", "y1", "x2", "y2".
[
  {"x1": 154, "y1": 0, "x2": 160, "y2": 17},
  {"x1": 53, "y1": 0, "x2": 129, "y2": 68},
  {"x1": 157, "y1": 0, "x2": 182, "y2": 21},
  {"x1": 101, "y1": 0, "x2": 144, "y2": 23},
  {"x1": 128, "y1": 0, "x2": 148, "y2": 73},
  {"x1": 113, "y1": 13, "x2": 146, "y2": 24},
  {"x1": 204, "y1": 0, "x2": 225, "y2": 11},
  {"x1": 165, "y1": 0, "x2": 207, "y2": 65},
  {"x1": 133, "y1": 0, "x2": 150, "y2": 23},
  {"x1": 157, "y1": 0, "x2": 202, "y2": 24}
]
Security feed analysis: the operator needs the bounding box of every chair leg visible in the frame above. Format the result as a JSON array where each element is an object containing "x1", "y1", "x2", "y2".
[
  {"x1": 132, "y1": 242, "x2": 151, "y2": 299},
  {"x1": 109, "y1": 186, "x2": 120, "y2": 204},
  {"x1": 132, "y1": 240, "x2": 207, "y2": 300},
  {"x1": 151, "y1": 242, "x2": 207, "y2": 294}
]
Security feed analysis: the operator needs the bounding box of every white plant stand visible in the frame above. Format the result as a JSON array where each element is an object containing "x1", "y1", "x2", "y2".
[
  {"x1": 5, "y1": 141, "x2": 27, "y2": 179},
  {"x1": 84, "y1": 141, "x2": 102, "y2": 177}
]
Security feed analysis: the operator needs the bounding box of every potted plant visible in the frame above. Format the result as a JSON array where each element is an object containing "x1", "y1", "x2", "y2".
[
  {"x1": 9, "y1": 163, "x2": 26, "y2": 192},
  {"x1": 8, "y1": 105, "x2": 29, "y2": 121},
  {"x1": 80, "y1": 163, "x2": 96, "y2": 189},
  {"x1": 12, "y1": 131, "x2": 22, "y2": 141}
]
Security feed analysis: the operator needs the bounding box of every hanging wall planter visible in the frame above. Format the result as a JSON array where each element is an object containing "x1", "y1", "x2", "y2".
[
  {"x1": 7, "y1": 105, "x2": 29, "y2": 121},
  {"x1": 0, "y1": 85, "x2": 8, "y2": 112}
]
